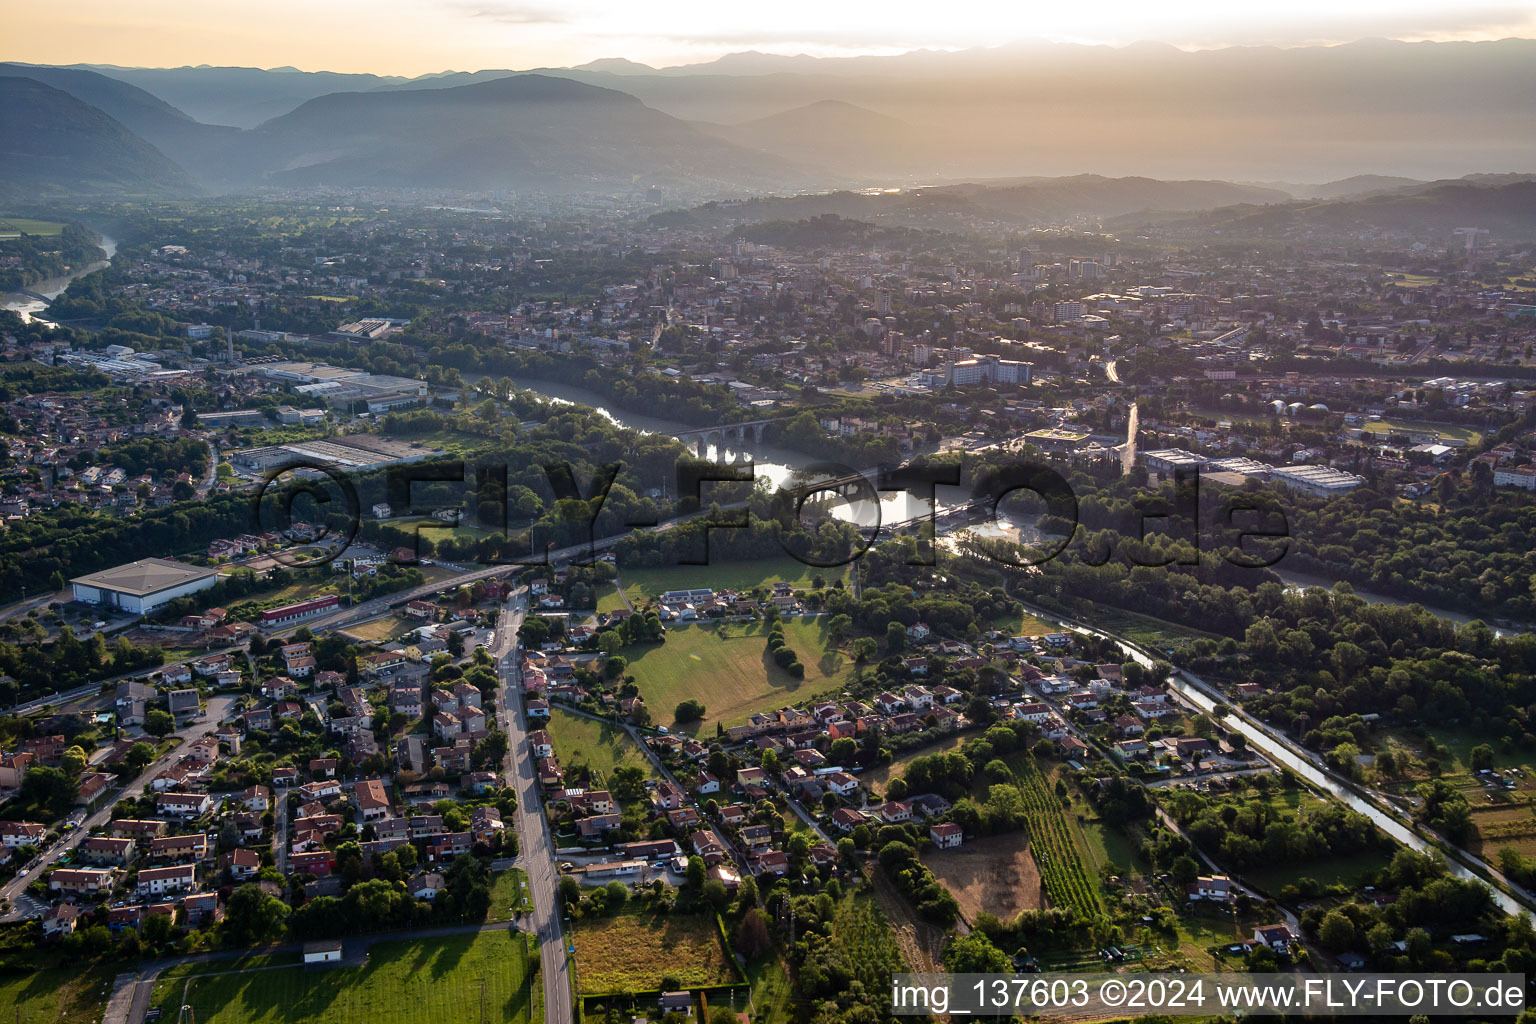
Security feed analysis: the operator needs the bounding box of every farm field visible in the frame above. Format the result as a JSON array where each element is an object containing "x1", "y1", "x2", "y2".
[
  {"x1": 149, "y1": 931, "x2": 536, "y2": 1024},
  {"x1": 570, "y1": 908, "x2": 737, "y2": 994},
  {"x1": 616, "y1": 557, "x2": 845, "y2": 605},
  {"x1": 830, "y1": 894, "x2": 908, "y2": 992},
  {"x1": 0, "y1": 218, "x2": 66, "y2": 236},
  {"x1": 546, "y1": 707, "x2": 661, "y2": 783},
  {"x1": 1004, "y1": 757, "x2": 1103, "y2": 916},
  {"x1": 922, "y1": 832, "x2": 1047, "y2": 922},
  {"x1": 623, "y1": 618, "x2": 855, "y2": 730}
]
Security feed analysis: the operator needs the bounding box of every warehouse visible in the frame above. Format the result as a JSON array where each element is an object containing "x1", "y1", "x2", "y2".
[{"x1": 70, "y1": 558, "x2": 219, "y2": 615}]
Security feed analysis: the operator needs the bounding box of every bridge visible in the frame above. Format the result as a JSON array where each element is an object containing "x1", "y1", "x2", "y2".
[{"x1": 670, "y1": 417, "x2": 790, "y2": 457}]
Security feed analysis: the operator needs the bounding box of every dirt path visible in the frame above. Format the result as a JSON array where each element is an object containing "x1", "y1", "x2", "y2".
[{"x1": 870, "y1": 867, "x2": 948, "y2": 973}]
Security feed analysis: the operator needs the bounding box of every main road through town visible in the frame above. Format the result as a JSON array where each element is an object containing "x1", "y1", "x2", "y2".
[{"x1": 492, "y1": 587, "x2": 574, "y2": 1024}]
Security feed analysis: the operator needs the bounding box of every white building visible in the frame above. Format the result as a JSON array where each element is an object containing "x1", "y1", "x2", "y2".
[
  {"x1": 1268, "y1": 464, "x2": 1365, "y2": 498},
  {"x1": 70, "y1": 559, "x2": 219, "y2": 615}
]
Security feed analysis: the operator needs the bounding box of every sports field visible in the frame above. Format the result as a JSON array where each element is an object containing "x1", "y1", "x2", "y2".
[
  {"x1": 624, "y1": 617, "x2": 854, "y2": 729},
  {"x1": 149, "y1": 931, "x2": 536, "y2": 1024}
]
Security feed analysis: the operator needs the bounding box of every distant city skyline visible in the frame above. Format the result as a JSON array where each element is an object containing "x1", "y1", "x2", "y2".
[{"x1": 3, "y1": 0, "x2": 1534, "y2": 77}]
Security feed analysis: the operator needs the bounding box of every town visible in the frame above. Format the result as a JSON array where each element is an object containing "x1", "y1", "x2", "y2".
[{"x1": 1, "y1": 125, "x2": 1536, "y2": 1024}]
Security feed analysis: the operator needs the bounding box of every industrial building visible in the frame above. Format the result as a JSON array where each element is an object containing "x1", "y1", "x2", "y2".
[
  {"x1": 229, "y1": 435, "x2": 442, "y2": 475},
  {"x1": 70, "y1": 558, "x2": 220, "y2": 615}
]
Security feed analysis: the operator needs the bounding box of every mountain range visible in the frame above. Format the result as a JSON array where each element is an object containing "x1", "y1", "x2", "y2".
[
  {"x1": 1, "y1": 40, "x2": 1535, "y2": 217},
  {"x1": 0, "y1": 75, "x2": 197, "y2": 202}
]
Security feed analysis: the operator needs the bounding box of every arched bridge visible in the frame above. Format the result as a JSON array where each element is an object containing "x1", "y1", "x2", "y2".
[{"x1": 670, "y1": 417, "x2": 791, "y2": 458}]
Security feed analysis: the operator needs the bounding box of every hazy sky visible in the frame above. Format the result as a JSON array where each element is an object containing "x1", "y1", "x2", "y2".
[{"x1": 5, "y1": 0, "x2": 1535, "y2": 74}]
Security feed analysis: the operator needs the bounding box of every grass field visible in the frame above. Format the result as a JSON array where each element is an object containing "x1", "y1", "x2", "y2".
[
  {"x1": 617, "y1": 557, "x2": 845, "y2": 605},
  {"x1": 546, "y1": 707, "x2": 660, "y2": 784},
  {"x1": 571, "y1": 908, "x2": 737, "y2": 994},
  {"x1": 344, "y1": 614, "x2": 412, "y2": 643},
  {"x1": 150, "y1": 931, "x2": 537, "y2": 1024},
  {"x1": 624, "y1": 618, "x2": 855, "y2": 729},
  {"x1": 596, "y1": 584, "x2": 628, "y2": 614},
  {"x1": 0, "y1": 218, "x2": 65, "y2": 236},
  {"x1": 923, "y1": 832, "x2": 1047, "y2": 923},
  {"x1": 1090, "y1": 606, "x2": 1225, "y2": 650},
  {"x1": 0, "y1": 963, "x2": 114, "y2": 1024},
  {"x1": 487, "y1": 869, "x2": 535, "y2": 922},
  {"x1": 1360, "y1": 418, "x2": 1481, "y2": 444},
  {"x1": 1243, "y1": 851, "x2": 1386, "y2": 894},
  {"x1": 863, "y1": 731, "x2": 972, "y2": 796}
]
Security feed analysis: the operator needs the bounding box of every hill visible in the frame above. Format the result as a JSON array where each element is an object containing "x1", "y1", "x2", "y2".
[
  {"x1": 79, "y1": 64, "x2": 408, "y2": 128},
  {"x1": 653, "y1": 174, "x2": 1291, "y2": 232},
  {"x1": 234, "y1": 74, "x2": 815, "y2": 195},
  {"x1": 0, "y1": 63, "x2": 238, "y2": 182},
  {"x1": 0, "y1": 76, "x2": 199, "y2": 201},
  {"x1": 1130, "y1": 181, "x2": 1536, "y2": 240}
]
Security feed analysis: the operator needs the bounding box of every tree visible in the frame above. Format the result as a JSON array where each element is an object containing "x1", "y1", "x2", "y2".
[
  {"x1": 1169, "y1": 854, "x2": 1200, "y2": 885},
  {"x1": 1470, "y1": 744, "x2": 1495, "y2": 772},
  {"x1": 222, "y1": 883, "x2": 290, "y2": 947},
  {"x1": 1317, "y1": 909, "x2": 1357, "y2": 953},
  {"x1": 686, "y1": 855, "x2": 706, "y2": 889},
  {"x1": 703, "y1": 879, "x2": 730, "y2": 912},
  {"x1": 675, "y1": 699, "x2": 706, "y2": 724},
  {"x1": 944, "y1": 933, "x2": 1012, "y2": 973},
  {"x1": 734, "y1": 908, "x2": 772, "y2": 959},
  {"x1": 144, "y1": 709, "x2": 175, "y2": 738},
  {"x1": 885, "y1": 622, "x2": 906, "y2": 653},
  {"x1": 20, "y1": 766, "x2": 76, "y2": 816},
  {"x1": 558, "y1": 875, "x2": 581, "y2": 906},
  {"x1": 61, "y1": 745, "x2": 87, "y2": 775},
  {"x1": 851, "y1": 637, "x2": 877, "y2": 664},
  {"x1": 603, "y1": 880, "x2": 629, "y2": 914}
]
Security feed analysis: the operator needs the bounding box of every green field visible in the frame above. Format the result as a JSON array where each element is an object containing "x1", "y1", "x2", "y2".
[
  {"x1": 1090, "y1": 606, "x2": 1225, "y2": 650},
  {"x1": 488, "y1": 869, "x2": 535, "y2": 922},
  {"x1": 624, "y1": 618, "x2": 855, "y2": 729},
  {"x1": 0, "y1": 218, "x2": 65, "y2": 236},
  {"x1": 150, "y1": 931, "x2": 536, "y2": 1024},
  {"x1": 1360, "y1": 418, "x2": 1481, "y2": 444},
  {"x1": 596, "y1": 584, "x2": 628, "y2": 614},
  {"x1": 571, "y1": 908, "x2": 737, "y2": 994},
  {"x1": 1242, "y1": 851, "x2": 1386, "y2": 894},
  {"x1": 617, "y1": 557, "x2": 845, "y2": 605},
  {"x1": 0, "y1": 963, "x2": 114, "y2": 1024},
  {"x1": 546, "y1": 707, "x2": 661, "y2": 783}
]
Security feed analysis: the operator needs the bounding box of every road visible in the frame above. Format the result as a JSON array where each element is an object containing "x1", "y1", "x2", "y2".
[
  {"x1": 0, "y1": 696, "x2": 237, "y2": 920},
  {"x1": 293, "y1": 498, "x2": 757, "y2": 638},
  {"x1": 493, "y1": 588, "x2": 574, "y2": 1024}
]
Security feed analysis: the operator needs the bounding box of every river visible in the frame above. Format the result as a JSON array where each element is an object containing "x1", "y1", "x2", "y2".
[
  {"x1": 1, "y1": 233, "x2": 116, "y2": 324},
  {"x1": 504, "y1": 375, "x2": 953, "y2": 530}
]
